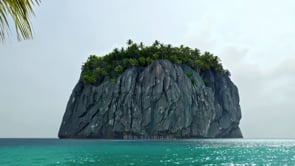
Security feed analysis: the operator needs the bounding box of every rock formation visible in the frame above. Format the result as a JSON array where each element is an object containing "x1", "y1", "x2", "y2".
[{"x1": 59, "y1": 60, "x2": 242, "y2": 138}]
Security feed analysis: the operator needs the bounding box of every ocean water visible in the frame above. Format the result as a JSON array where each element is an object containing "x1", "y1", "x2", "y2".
[{"x1": 0, "y1": 139, "x2": 295, "y2": 165}]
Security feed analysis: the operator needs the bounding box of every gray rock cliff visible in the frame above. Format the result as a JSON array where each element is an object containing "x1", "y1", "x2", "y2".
[{"x1": 58, "y1": 60, "x2": 242, "y2": 138}]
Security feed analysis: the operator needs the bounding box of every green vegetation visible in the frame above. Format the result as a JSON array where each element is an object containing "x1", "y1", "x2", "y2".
[
  {"x1": 81, "y1": 40, "x2": 230, "y2": 85},
  {"x1": 0, "y1": 0, "x2": 41, "y2": 41},
  {"x1": 186, "y1": 72, "x2": 197, "y2": 87},
  {"x1": 202, "y1": 78, "x2": 209, "y2": 85}
]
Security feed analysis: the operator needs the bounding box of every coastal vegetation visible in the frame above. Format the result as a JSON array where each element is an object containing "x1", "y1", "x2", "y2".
[
  {"x1": 0, "y1": 0, "x2": 41, "y2": 41},
  {"x1": 81, "y1": 40, "x2": 230, "y2": 85}
]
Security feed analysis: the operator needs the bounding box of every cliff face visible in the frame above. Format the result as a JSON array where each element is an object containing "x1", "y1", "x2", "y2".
[{"x1": 58, "y1": 60, "x2": 242, "y2": 138}]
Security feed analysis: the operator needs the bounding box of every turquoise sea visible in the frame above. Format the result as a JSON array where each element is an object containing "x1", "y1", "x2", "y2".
[{"x1": 0, "y1": 139, "x2": 295, "y2": 165}]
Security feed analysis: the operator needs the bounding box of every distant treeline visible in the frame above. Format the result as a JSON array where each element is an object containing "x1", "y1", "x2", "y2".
[{"x1": 81, "y1": 40, "x2": 230, "y2": 85}]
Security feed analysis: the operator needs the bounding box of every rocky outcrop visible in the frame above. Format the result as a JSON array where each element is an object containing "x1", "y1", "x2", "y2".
[{"x1": 58, "y1": 60, "x2": 242, "y2": 138}]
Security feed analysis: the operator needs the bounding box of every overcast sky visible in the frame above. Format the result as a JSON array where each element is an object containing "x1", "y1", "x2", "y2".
[{"x1": 0, "y1": 0, "x2": 294, "y2": 138}]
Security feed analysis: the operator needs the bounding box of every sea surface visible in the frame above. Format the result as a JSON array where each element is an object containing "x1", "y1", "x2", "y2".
[{"x1": 0, "y1": 139, "x2": 295, "y2": 165}]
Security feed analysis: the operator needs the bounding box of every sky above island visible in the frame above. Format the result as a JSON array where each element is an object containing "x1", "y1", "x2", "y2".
[{"x1": 0, "y1": 0, "x2": 295, "y2": 138}]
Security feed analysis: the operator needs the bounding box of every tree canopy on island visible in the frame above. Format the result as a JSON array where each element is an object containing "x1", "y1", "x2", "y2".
[{"x1": 81, "y1": 40, "x2": 230, "y2": 85}]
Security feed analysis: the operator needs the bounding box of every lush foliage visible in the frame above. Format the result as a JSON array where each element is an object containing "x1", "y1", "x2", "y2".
[
  {"x1": 0, "y1": 0, "x2": 41, "y2": 41},
  {"x1": 81, "y1": 40, "x2": 230, "y2": 85},
  {"x1": 186, "y1": 72, "x2": 197, "y2": 87}
]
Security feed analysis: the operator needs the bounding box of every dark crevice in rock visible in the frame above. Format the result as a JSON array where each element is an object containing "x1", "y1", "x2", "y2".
[
  {"x1": 78, "y1": 111, "x2": 88, "y2": 118},
  {"x1": 90, "y1": 109, "x2": 99, "y2": 120},
  {"x1": 76, "y1": 122, "x2": 89, "y2": 135}
]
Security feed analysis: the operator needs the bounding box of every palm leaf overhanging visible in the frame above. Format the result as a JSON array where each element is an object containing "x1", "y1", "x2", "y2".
[{"x1": 0, "y1": 0, "x2": 41, "y2": 41}]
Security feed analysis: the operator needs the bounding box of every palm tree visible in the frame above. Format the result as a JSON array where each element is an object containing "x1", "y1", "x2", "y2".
[
  {"x1": 139, "y1": 42, "x2": 144, "y2": 50},
  {"x1": 0, "y1": 0, "x2": 41, "y2": 42},
  {"x1": 127, "y1": 39, "x2": 133, "y2": 46},
  {"x1": 153, "y1": 40, "x2": 159, "y2": 47}
]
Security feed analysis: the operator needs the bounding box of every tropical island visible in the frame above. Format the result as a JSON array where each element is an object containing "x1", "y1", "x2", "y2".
[{"x1": 59, "y1": 40, "x2": 242, "y2": 139}]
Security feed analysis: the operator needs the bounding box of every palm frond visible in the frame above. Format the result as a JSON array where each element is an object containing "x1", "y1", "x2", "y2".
[{"x1": 0, "y1": 0, "x2": 41, "y2": 42}]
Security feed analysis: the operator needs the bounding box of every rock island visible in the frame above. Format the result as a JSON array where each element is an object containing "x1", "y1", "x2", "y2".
[{"x1": 58, "y1": 40, "x2": 243, "y2": 139}]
